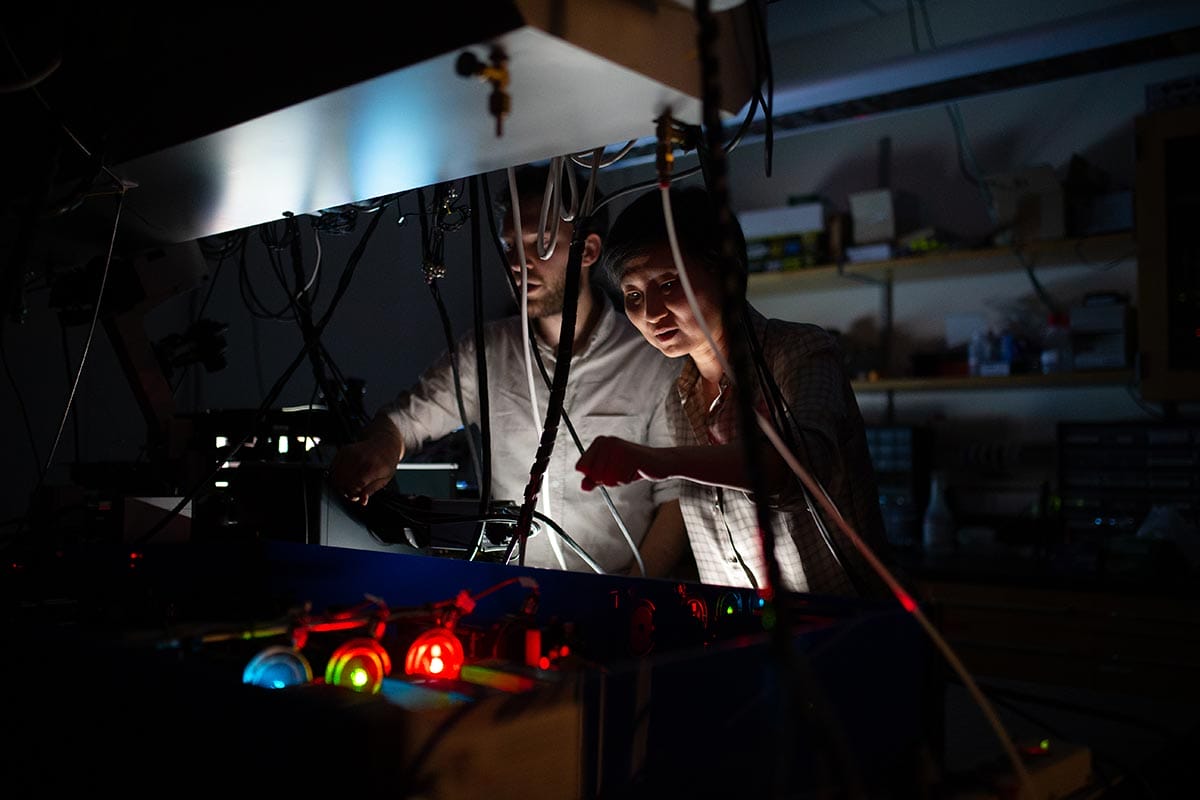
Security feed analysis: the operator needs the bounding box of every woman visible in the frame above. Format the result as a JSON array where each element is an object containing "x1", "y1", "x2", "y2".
[{"x1": 574, "y1": 186, "x2": 894, "y2": 597}]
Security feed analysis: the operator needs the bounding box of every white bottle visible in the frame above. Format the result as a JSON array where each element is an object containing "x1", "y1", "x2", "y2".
[
  {"x1": 1040, "y1": 312, "x2": 1073, "y2": 374},
  {"x1": 922, "y1": 470, "x2": 955, "y2": 556}
]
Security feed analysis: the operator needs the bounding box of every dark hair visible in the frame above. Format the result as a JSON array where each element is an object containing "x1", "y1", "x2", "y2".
[
  {"x1": 493, "y1": 163, "x2": 609, "y2": 241},
  {"x1": 598, "y1": 185, "x2": 747, "y2": 293}
]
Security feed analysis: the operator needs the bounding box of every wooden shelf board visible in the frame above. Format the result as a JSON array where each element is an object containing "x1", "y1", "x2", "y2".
[
  {"x1": 851, "y1": 370, "x2": 1134, "y2": 392},
  {"x1": 746, "y1": 232, "x2": 1136, "y2": 296}
]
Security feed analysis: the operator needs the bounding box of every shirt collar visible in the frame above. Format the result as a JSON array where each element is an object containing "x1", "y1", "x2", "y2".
[
  {"x1": 676, "y1": 302, "x2": 767, "y2": 402},
  {"x1": 533, "y1": 292, "x2": 617, "y2": 360}
]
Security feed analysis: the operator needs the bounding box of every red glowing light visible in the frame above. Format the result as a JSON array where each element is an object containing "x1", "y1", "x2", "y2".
[
  {"x1": 404, "y1": 628, "x2": 464, "y2": 680},
  {"x1": 538, "y1": 656, "x2": 550, "y2": 670},
  {"x1": 559, "y1": 645, "x2": 570, "y2": 657}
]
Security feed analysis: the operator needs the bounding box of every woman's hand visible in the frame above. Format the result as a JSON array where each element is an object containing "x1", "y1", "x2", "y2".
[{"x1": 575, "y1": 435, "x2": 672, "y2": 491}]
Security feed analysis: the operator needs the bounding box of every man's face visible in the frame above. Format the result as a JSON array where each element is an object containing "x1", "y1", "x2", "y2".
[{"x1": 500, "y1": 201, "x2": 579, "y2": 320}]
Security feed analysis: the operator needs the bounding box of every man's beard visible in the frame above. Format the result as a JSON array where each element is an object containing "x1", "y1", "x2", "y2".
[{"x1": 524, "y1": 278, "x2": 566, "y2": 319}]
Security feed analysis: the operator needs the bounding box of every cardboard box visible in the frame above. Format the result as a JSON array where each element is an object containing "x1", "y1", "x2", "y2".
[
  {"x1": 848, "y1": 188, "x2": 920, "y2": 244},
  {"x1": 737, "y1": 202, "x2": 825, "y2": 239},
  {"x1": 984, "y1": 165, "x2": 1065, "y2": 242}
]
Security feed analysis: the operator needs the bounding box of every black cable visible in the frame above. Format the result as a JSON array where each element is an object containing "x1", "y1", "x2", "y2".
[
  {"x1": 503, "y1": 223, "x2": 587, "y2": 567},
  {"x1": 747, "y1": 0, "x2": 774, "y2": 177},
  {"x1": 483, "y1": 173, "x2": 640, "y2": 572},
  {"x1": 239, "y1": 238, "x2": 294, "y2": 321},
  {"x1": 695, "y1": 3, "x2": 862, "y2": 798},
  {"x1": 317, "y1": 340, "x2": 367, "y2": 432},
  {"x1": 694, "y1": 0, "x2": 782, "y2": 618},
  {"x1": 172, "y1": 237, "x2": 238, "y2": 396},
  {"x1": 973, "y1": 680, "x2": 1178, "y2": 741},
  {"x1": 0, "y1": 333, "x2": 43, "y2": 482},
  {"x1": 134, "y1": 197, "x2": 392, "y2": 545},
  {"x1": 740, "y1": 307, "x2": 872, "y2": 597},
  {"x1": 589, "y1": 85, "x2": 762, "y2": 221},
  {"x1": 469, "y1": 175, "x2": 493, "y2": 539},
  {"x1": 951, "y1": 679, "x2": 1177, "y2": 797},
  {"x1": 283, "y1": 212, "x2": 352, "y2": 446},
  {"x1": 416, "y1": 185, "x2": 484, "y2": 490}
]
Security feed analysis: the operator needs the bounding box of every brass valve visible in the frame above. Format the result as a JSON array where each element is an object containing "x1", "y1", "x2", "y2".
[{"x1": 456, "y1": 46, "x2": 510, "y2": 137}]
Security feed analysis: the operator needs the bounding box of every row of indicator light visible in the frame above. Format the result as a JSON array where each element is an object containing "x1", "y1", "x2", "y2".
[
  {"x1": 243, "y1": 628, "x2": 466, "y2": 693},
  {"x1": 715, "y1": 591, "x2": 767, "y2": 618}
]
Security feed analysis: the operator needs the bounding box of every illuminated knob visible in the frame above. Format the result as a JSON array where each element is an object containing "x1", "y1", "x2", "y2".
[
  {"x1": 404, "y1": 628, "x2": 465, "y2": 680},
  {"x1": 684, "y1": 596, "x2": 709, "y2": 629},
  {"x1": 716, "y1": 591, "x2": 743, "y2": 618},
  {"x1": 324, "y1": 638, "x2": 392, "y2": 694},
  {"x1": 242, "y1": 646, "x2": 313, "y2": 690},
  {"x1": 628, "y1": 599, "x2": 656, "y2": 657}
]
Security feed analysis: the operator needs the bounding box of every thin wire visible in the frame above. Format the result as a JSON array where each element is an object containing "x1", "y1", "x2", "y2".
[
  {"x1": 301, "y1": 227, "x2": 322, "y2": 294},
  {"x1": 135, "y1": 196, "x2": 392, "y2": 545},
  {"x1": 1011, "y1": 246, "x2": 1060, "y2": 314},
  {"x1": 501, "y1": 510, "x2": 605, "y2": 574},
  {"x1": 589, "y1": 88, "x2": 762, "y2": 219},
  {"x1": 61, "y1": 321, "x2": 80, "y2": 463},
  {"x1": 570, "y1": 139, "x2": 638, "y2": 170},
  {"x1": 909, "y1": 0, "x2": 998, "y2": 223},
  {"x1": 2, "y1": 32, "x2": 127, "y2": 194},
  {"x1": 43, "y1": 190, "x2": 125, "y2": 476},
  {"x1": 661, "y1": 184, "x2": 1035, "y2": 797},
  {"x1": 536, "y1": 157, "x2": 563, "y2": 260},
  {"x1": 0, "y1": 52, "x2": 60, "y2": 93}
]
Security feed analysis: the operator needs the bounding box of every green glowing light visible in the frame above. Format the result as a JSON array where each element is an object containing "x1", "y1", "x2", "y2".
[
  {"x1": 351, "y1": 668, "x2": 369, "y2": 688},
  {"x1": 725, "y1": 605, "x2": 734, "y2": 615},
  {"x1": 1040, "y1": 739, "x2": 1050, "y2": 751}
]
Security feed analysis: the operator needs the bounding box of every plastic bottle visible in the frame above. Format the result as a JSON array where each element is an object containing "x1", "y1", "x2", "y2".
[
  {"x1": 922, "y1": 470, "x2": 955, "y2": 556},
  {"x1": 968, "y1": 329, "x2": 992, "y2": 377},
  {"x1": 1040, "y1": 312, "x2": 1073, "y2": 374}
]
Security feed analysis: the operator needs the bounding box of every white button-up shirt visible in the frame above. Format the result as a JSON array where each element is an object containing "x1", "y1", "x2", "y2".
[{"x1": 380, "y1": 299, "x2": 681, "y2": 574}]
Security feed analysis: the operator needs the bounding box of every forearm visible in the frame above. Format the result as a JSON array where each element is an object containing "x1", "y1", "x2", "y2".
[
  {"x1": 658, "y1": 443, "x2": 790, "y2": 495},
  {"x1": 359, "y1": 413, "x2": 407, "y2": 461}
]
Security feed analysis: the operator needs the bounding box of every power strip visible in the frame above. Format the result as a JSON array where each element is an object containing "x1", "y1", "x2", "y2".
[{"x1": 949, "y1": 739, "x2": 1093, "y2": 799}]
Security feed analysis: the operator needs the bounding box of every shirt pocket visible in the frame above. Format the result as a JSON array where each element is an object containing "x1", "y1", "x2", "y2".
[{"x1": 574, "y1": 412, "x2": 643, "y2": 450}]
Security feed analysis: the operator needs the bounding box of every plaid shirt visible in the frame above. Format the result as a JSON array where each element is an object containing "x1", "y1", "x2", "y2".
[{"x1": 667, "y1": 307, "x2": 891, "y2": 597}]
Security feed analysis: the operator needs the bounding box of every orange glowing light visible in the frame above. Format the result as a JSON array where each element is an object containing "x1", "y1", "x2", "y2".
[{"x1": 404, "y1": 628, "x2": 464, "y2": 680}]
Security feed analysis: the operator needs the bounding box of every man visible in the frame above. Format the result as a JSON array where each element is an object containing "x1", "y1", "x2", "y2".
[{"x1": 330, "y1": 165, "x2": 688, "y2": 577}]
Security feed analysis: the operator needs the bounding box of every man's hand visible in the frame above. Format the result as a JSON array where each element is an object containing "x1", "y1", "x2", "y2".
[
  {"x1": 575, "y1": 435, "x2": 672, "y2": 491},
  {"x1": 329, "y1": 432, "x2": 404, "y2": 506}
]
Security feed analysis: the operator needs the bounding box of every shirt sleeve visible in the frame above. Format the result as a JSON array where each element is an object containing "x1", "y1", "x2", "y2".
[
  {"x1": 377, "y1": 331, "x2": 480, "y2": 456},
  {"x1": 647, "y1": 369, "x2": 683, "y2": 506},
  {"x1": 757, "y1": 324, "x2": 847, "y2": 513}
]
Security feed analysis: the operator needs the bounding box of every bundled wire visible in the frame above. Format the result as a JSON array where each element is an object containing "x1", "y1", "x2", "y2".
[
  {"x1": 481, "y1": 174, "x2": 617, "y2": 574},
  {"x1": 135, "y1": 197, "x2": 394, "y2": 545},
  {"x1": 502, "y1": 155, "x2": 607, "y2": 570},
  {"x1": 416, "y1": 182, "x2": 484, "y2": 494}
]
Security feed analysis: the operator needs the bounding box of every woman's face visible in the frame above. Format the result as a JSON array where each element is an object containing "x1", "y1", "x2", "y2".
[{"x1": 618, "y1": 241, "x2": 723, "y2": 360}]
